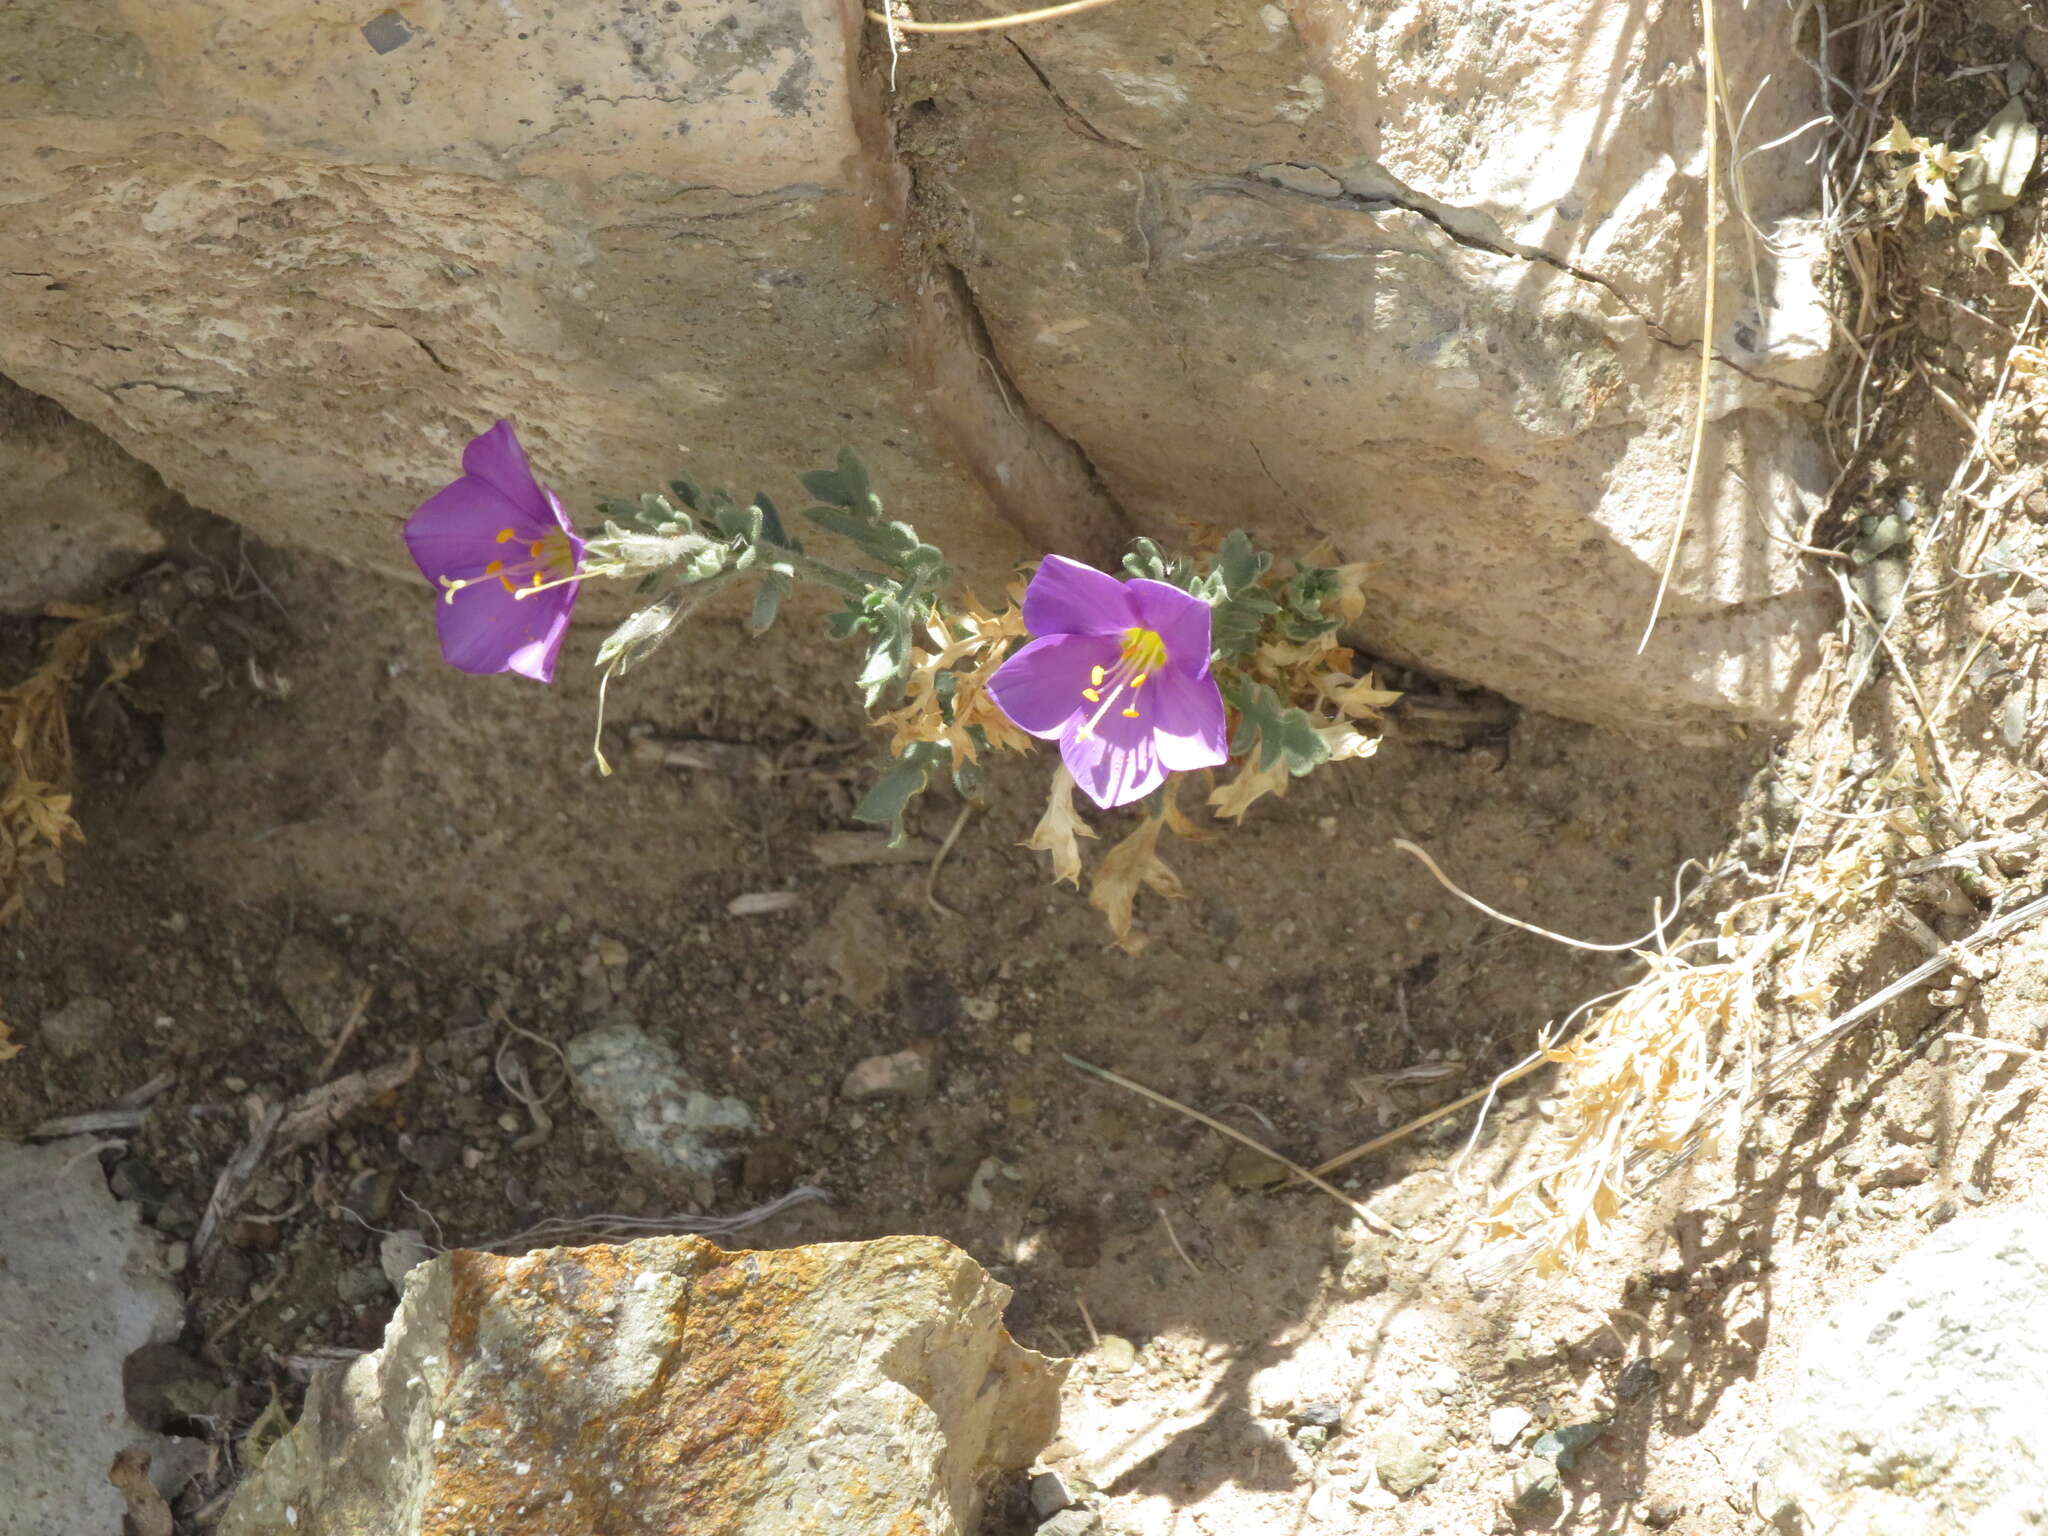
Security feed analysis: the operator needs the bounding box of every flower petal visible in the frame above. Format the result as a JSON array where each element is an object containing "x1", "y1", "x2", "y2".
[
  {"x1": 1145, "y1": 666, "x2": 1230, "y2": 772},
  {"x1": 986, "y1": 632, "x2": 1119, "y2": 739},
  {"x1": 1022, "y1": 554, "x2": 1135, "y2": 639},
  {"x1": 461, "y1": 420, "x2": 552, "y2": 525},
  {"x1": 434, "y1": 576, "x2": 578, "y2": 682},
  {"x1": 1060, "y1": 708, "x2": 1166, "y2": 810},
  {"x1": 403, "y1": 476, "x2": 525, "y2": 586},
  {"x1": 1124, "y1": 578, "x2": 1215, "y2": 677},
  {"x1": 541, "y1": 483, "x2": 584, "y2": 554}
]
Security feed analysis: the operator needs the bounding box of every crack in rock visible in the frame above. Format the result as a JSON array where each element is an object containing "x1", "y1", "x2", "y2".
[{"x1": 1242, "y1": 159, "x2": 1811, "y2": 394}]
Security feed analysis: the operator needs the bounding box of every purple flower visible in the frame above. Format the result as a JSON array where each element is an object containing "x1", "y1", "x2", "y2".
[
  {"x1": 987, "y1": 554, "x2": 1229, "y2": 809},
  {"x1": 403, "y1": 420, "x2": 585, "y2": 683}
]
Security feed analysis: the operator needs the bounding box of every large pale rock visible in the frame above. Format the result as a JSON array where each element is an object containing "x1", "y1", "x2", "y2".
[
  {"x1": 1768, "y1": 1204, "x2": 2048, "y2": 1535},
  {"x1": 0, "y1": 0, "x2": 1833, "y2": 734},
  {"x1": 0, "y1": 0, "x2": 1049, "y2": 590},
  {"x1": 0, "y1": 376, "x2": 178, "y2": 610},
  {"x1": 0, "y1": 1139, "x2": 185, "y2": 1536},
  {"x1": 219, "y1": 1234, "x2": 1065, "y2": 1536},
  {"x1": 891, "y1": 0, "x2": 1834, "y2": 735}
]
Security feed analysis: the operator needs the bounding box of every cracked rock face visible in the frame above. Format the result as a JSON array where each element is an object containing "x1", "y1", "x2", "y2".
[
  {"x1": 0, "y1": 0, "x2": 1829, "y2": 733},
  {"x1": 217, "y1": 1234, "x2": 1066, "y2": 1536}
]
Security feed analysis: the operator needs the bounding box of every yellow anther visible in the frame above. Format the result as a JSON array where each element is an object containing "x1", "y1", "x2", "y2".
[
  {"x1": 1119, "y1": 626, "x2": 1168, "y2": 674},
  {"x1": 1121, "y1": 707, "x2": 1139, "y2": 718},
  {"x1": 485, "y1": 559, "x2": 505, "y2": 575},
  {"x1": 1090, "y1": 664, "x2": 1106, "y2": 686},
  {"x1": 1082, "y1": 688, "x2": 1100, "y2": 702},
  {"x1": 496, "y1": 527, "x2": 517, "y2": 543}
]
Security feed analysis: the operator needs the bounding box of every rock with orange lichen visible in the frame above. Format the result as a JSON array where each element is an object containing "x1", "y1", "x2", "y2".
[{"x1": 218, "y1": 1234, "x2": 1065, "y2": 1536}]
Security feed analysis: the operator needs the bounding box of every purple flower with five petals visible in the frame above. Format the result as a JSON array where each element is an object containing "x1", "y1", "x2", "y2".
[
  {"x1": 986, "y1": 554, "x2": 1229, "y2": 809},
  {"x1": 403, "y1": 420, "x2": 585, "y2": 683}
]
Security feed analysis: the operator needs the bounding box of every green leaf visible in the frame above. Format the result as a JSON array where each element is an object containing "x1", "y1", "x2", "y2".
[
  {"x1": 753, "y1": 492, "x2": 793, "y2": 549},
  {"x1": 748, "y1": 575, "x2": 786, "y2": 635},
  {"x1": 1123, "y1": 539, "x2": 1170, "y2": 582},
  {"x1": 1210, "y1": 590, "x2": 1281, "y2": 660},
  {"x1": 855, "y1": 620, "x2": 912, "y2": 705},
  {"x1": 710, "y1": 498, "x2": 758, "y2": 542},
  {"x1": 1214, "y1": 530, "x2": 1271, "y2": 594},
  {"x1": 1122, "y1": 538, "x2": 1201, "y2": 591},
  {"x1": 1227, "y1": 680, "x2": 1329, "y2": 775},
  {"x1": 835, "y1": 446, "x2": 875, "y2": 510},
  {"x1": 853, "y1": 741, "x2": 952, "y2": 843},
  {"x1": 803, "y1": 505, "x2": 923, "y2": 569}
]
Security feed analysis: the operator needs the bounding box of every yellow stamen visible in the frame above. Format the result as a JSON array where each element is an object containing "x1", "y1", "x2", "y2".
[
  {"x1": 1072, "y1": 626, "x2": 1171, "y2": 739},
  {"x1": 441, "y1": 527, "x2": 581, "y2": 605},
  {"x1": 510, "y1": 568, "x2": 585, "y2": 600}
]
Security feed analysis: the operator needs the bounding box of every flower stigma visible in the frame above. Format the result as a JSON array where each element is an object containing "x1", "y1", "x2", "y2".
[
  {"x1": 437, "y1": 525, "x2": 581, "y2": 605},
  {"x1": 1075, "y1": 625, "x2": 1169, "y2": 739}
]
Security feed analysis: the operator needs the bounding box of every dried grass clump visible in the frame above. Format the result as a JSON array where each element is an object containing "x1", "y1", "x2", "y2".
[
  {"x1": 0, "y1": 604, "x2": 155, "y2": 925},
  {"x1": 1478, "y1": 825, "x2": 1893, "y2": 1272}
]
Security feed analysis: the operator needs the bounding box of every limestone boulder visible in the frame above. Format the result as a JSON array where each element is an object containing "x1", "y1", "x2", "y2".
[
  {"x1": 0, "y1": 0, "x2": 1835, "y2": 734},
  {"x1": 0, "y1": 1139, "x2": 185, "y2": 1536},
  {"x1": 219, "y1": 1234, "x2": 1065, "y2": 1536},
  {"x1": 1766, "y1": 1204, "x2": 2048, "y2": 1536},
  {"x1": 890, "y1": 0, "x2": 1834, "y2": 734}
]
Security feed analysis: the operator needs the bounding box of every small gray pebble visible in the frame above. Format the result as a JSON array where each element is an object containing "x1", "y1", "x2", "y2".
[
  {"x1": 1645, "y1": 1498, "x2": 1684, "y2": 1528},
  {"x1": 1531, "y1": 1419, "x2": 1607, "y2": 1472},
  {"x1": 1028, "y1": 1470, "x2": 1075, "y2": 1518},
  {"x1": 109, "y1": 1157, "x2": 171, "y2": 1213},
  {"x1": 1293, "y1": 1401, "x2": 1344, "y2": 1431},
  {"x1": 402, "y1": 1131, "x2": 463, "y2": 1175},
  {"x1": 1615, "y1": 1359, "x2": 1661, "y2": 1402},
  {"x1": 1511, "y1": 1455, "x2": 1561, "y2": 1509},
  {"x1": 1037, "y1": 1508, "x2": 1103, "y2": 1536}
]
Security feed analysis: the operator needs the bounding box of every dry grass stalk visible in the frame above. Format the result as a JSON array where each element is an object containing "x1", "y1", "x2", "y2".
[{"x1": 1478, "y1": 823, "x2": 1895, "y2": 1273}]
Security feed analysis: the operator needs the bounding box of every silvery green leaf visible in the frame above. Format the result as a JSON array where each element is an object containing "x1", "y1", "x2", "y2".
[
  {"x1": 853, "y1": 741, "x2": 951, "y2": 843},
  {"x1": 1215, "y1": 530, "x2": 1271, "y2": 594},
  {"x1": 748, "y1": 574, "x2": 788, "y2": 635}
]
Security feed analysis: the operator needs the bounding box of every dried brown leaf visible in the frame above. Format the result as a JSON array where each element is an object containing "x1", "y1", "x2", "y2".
[
  {"x1": 1207, "y1": 756, "x2": 1293, "y2": 822},
  {"x1": 1024, "y1": 764, "x2": 1096, "y2": 887},
  {"x1": 1088, "y1": 814, "x2": 1184, "y2": 954}
]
